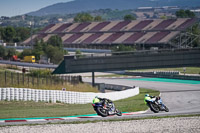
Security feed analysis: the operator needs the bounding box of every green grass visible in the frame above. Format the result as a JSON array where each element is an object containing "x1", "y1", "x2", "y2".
[
  {"x1": 130, "y1": 67, "x2": 200, "y2": 75},
  {"x1": 0, "y1": 70, "x2": 99, "y2": 92},
  {"x1": 115, "y1": 88, "x2": 159, "y2": 112},
  {"x1": 0, "y1": 88, "x2": 159, "y2": 119}
]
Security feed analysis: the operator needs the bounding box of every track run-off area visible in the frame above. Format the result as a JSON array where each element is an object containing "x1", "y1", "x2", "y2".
[{"x1": 0, "y1": 76, "x2": 200, "y2": 126}]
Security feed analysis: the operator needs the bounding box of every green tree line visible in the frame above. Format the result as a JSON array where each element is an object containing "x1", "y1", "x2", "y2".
[
  {"x1": 0, "y1": 35, "x2": 68, "y2": 64},
  {"x1": 0, "y1": 26, "x2": 31, "y2": 43}
]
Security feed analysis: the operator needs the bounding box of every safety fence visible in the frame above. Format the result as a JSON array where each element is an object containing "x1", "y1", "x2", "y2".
[
  {"x1": 0, "y1": 71, "x2": 82, "y2": 87},
  {"x1": 0, "y1": 87, "x2": 139, "y2": 104}
]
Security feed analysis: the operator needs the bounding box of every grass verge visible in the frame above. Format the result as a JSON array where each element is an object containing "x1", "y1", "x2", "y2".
[{"x1": 0, "y1": 88, "x2": 159, "y2": 119}]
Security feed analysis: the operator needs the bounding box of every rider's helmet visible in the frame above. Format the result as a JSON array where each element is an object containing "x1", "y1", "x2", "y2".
[
  {"x1": 95, "y1": 96, "x2": 99, "y2": 99},
  {"x1": 145, "y1": 94, "x2": 149, "y2": 97}
]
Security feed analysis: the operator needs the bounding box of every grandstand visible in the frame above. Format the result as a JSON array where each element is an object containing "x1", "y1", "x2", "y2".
[{"x1": 23, "y1": 18, "x2": 197, "y2": 49}]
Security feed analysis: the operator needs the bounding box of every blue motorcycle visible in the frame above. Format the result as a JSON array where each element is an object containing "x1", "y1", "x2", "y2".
[
  {"x1": 146, "y1": 96, "x2": 169, "y2": 113},
  {"x1": 92, "y1": 99, "x2": 122, "y2": 117}
]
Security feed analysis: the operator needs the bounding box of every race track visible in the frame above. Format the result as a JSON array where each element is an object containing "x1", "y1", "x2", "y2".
[
  {"x1": 1, "y1": 77, "x2": 200, "y2": 125},
  {"x1": 84, "y1": 77, "x2": 200, "y2": 115}
]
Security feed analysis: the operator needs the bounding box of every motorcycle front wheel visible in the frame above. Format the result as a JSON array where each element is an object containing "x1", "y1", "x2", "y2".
[
  {"x1": 164, "y1": 105, "x2": 169, "y2": 112},
  {"x1": 115, "y1": 109, "x2": 122, "y2": 116}
]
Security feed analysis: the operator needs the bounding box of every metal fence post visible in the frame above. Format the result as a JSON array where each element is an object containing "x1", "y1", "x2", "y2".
[
  {"x1": 11, "y1": 72, "x2": 13, "y2": 86},
  {"x1": 23, "y1": 73, "x2": 25, "y2": 86},
  {"x1": 32, "y1": 75, "x2": 34, "y2": 87},
  {"x1": 5, "y1": 71, "x2": 7, "y2": 86},
  {"x1": 37, "y1": 74, "x2": 39, "y2": 87},
  {"x1": 17, "y1": 73, "x2": 20, "y2": 86},
  {"x1": 28, "y1": 75, "x2": 29, "y2": 87}
]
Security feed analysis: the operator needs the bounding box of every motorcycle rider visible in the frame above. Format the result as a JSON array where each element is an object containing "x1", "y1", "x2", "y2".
[
  {"x1": 93, "y1": 96, "x2": 114, "y2": 114},
  {"x1": 144, "y1": 94, "x2": 165, "y2": 109}
]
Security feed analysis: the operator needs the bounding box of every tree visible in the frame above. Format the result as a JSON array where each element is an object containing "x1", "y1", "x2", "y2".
[
  {"x1": 176, "y1": 9, "x2": 195, "y2": 18},
  {"x1": 32, "y1": 40, "x2": 44, "y2": 60},
  {"x1": 0, "y1": 27, "x2": 4, "y2": 41},
  {"x1": 94, "y1": 16, "x2": 103, "y2": 21},
  {"x1": 45, "y1": 45, "x2": 63, "y2": 64},
  {"x1": 6, "y1": 48, "x2": 16, "y2": 59},
  {"x1": 160, "y1": 15, "x2": 167, "y2": 19},
  {"x1": 185, "y1": 10, "x2": 195, "y2": 18},
  {"x1": 75, "y1": 49, "x2": 83, "y2": 58},
  {"x1": 0, "y1": 45, "x2": 7, "y2": 58},
  {"x1": 3, "y1": 26, "x2": 16, "y2": 42},
  {"x1": 15, "y1": 27, "x2": 30, "y2": 41},
  {"x1": 124, "y1": 14, "x2": 136, "y2": 21},
  {"x1": 190, "y1": 24, "x2": 200, "y2": 47},
  {"x1": 19, "y1": 49, "x2": 32, "y2": 59},
  {"x1": 74, "y1": 13, "x2": 94, "y2": 22},
  {"x1": 47, "y1": 35, "x2": 63, "y2": 49}
]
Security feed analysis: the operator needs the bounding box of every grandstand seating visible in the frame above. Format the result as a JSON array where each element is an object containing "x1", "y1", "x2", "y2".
[
  {"x1": 73, "y1": 33, "x2": 92, "y2": 44},
  {"x1": 81, "y1": 33, "x2": 103, "y2": 44},
  {"x1": 70, "y1": 22, "x2": 91, "y2": 32},
  {"x1": 113, "y1": 33, "x2": 133, "y2": 43},
  {"x1": 53, "y1": 23, "x2": 73, "y2": 33},
  {"x1": 100, "y1": 21, "x2": 119, "y2": 31},
  {"x1": 89, "y1": 22, "x2": 110, "y2": 32},
  {"x1": 109, "y1": 21, "x2": 131, "y2": 31},
  {"x1": 159, "y1": 31, "x2": 180, "y2": 43},
  {"x1": 93, "y1": 33, "x2": 113, "y2": 44},
  {"x1": 135, "y1": 32, "x2": 157, "y2": 43},
  {"x1": 146, "y1": 31, "x2": 170, "y2": 44},
  {"x1": 153, "y1": 19, "x2": 176, "y2": 30},
  {"x1": 130, "y1": 20, "x2": 153, "y2": 31},
  {"x1": 101, "y1": 32, "x2": 124, "y2": 44},
  {"x1": 64, "y1": 33, "x2": 83, "y2": 44},
  {"x1": 43, "y1": 34, "x2": 53, "y2": 42},
  {"x1": 39, "y1": 24, "x2": 55, "y2": 33},
  {"x1": 121, "y1": 20, "x2": 140, "y2": 31},
  {"x1": 166, "y1": 19, "x2": 187, "y2": 30},
  {"x1": 123, "y1": 32, "x2": 146, "y2": 44},
  {"x1": 64, "y1": 23, "x2": 80, "y2": 32},
  {"x1": 37, "y1": 34, "x2": 48, "y2": 40},
  {"x1": 23, "y1": 18, "x2": 196, "y2": 47},
  {"x1": 176, "y1": 18, "x2": 197, "y2": 30}
]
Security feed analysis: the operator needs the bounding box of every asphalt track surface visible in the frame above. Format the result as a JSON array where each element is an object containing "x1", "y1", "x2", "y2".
[
  {"x1": 85, "y1": 77, "x2": 200, "y2": 115},
  {"x1": 1, "y1": 77, "x2": 200, "y2": 125}
]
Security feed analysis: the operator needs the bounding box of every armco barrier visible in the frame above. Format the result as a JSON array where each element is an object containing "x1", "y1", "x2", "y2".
[{"x1": 0, "y1": 87, "x2": 139, "y2": 104}]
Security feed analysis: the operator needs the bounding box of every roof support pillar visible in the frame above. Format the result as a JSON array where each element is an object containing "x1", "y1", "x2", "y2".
[{"x1": 92, "y1": 71, "x2": 95, "y2": 87}]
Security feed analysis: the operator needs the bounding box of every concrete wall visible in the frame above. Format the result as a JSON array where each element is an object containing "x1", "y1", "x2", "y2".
[
  {"x1": 0, "y1": 87, "x2": 139, "y2": 104},
  {"x1": 62, "y1": 48, "x2": 200, "y2": 73}
]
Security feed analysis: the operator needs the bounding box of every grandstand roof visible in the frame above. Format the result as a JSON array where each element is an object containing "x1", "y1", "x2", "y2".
[{"x1": 23, "y1": 18, "x2": 196, "y2": 45}]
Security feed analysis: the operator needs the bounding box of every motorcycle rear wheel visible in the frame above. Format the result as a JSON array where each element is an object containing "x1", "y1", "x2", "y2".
[
  {"x1": 96, "y1": 107, "x2": 108, "y2": 117},
  {"x1": 149, "y1": 103, "x2": 159, "y2": 113}
]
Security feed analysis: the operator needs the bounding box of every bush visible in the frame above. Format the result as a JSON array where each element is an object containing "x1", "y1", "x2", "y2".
[{"x1": 28, "y1": 69, "x2": 52, "y2": 77}]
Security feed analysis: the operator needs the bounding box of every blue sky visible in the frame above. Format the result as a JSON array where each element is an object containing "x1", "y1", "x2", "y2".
[{"x1": 0, "y1": 0, "x2": 74, "y2": 17}]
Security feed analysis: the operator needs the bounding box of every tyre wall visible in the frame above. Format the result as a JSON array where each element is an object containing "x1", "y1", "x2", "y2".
[{"x1": 0, "y1": 87, "x2": 139, "y2": 104}]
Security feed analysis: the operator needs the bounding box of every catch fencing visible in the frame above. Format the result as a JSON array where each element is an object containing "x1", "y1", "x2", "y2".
[
  {"x1": 0, "y1": 87, "x2": 139, "y2": 104},
  {"x1": 0, "y1": 71, "x2": 82, "y2": 87}
]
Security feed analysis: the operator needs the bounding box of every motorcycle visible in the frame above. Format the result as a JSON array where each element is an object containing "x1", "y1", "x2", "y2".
[
  {"x1": 92, "y1": 99, "x2": 122, "y2": 117},
  {"x1": 146, "y1": 96, "x2": 169, "y2": 113}
]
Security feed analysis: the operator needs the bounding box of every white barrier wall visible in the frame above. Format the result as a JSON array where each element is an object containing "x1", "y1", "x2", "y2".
[{"x1": 0, "y1": 87, "x2": 139, "y2": 104}]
